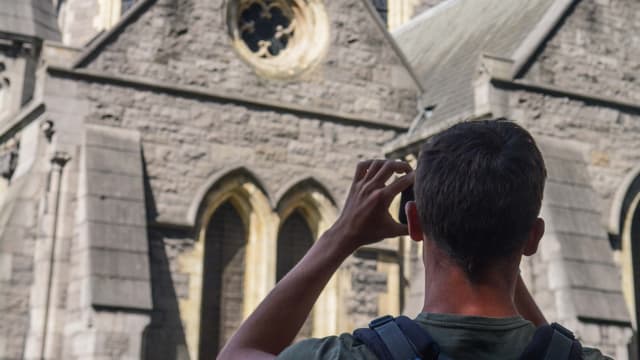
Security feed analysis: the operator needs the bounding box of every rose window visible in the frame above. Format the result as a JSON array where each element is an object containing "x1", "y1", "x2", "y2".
[{"x1": 228, "y1": 0, "x2": 330, "y2": 78}]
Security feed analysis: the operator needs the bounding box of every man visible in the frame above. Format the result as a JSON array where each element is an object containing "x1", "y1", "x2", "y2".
[{"x1": 218, "y1": 120, "x2": 610, "y2": 359}]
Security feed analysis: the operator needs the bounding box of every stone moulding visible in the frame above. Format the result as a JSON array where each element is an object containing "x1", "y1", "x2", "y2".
[
  {"x1": 227, "y1": 0, "x2": 331, "y2": 79},
  {"x1": 608, "y1": 164, "x2": 640, "y2": 237},
  {"x1": 186, "y1": 166, "x2": 271, "y2": 228},
  {"x1": 47, "y1": 65, "x2": 409, "y2": 132}
]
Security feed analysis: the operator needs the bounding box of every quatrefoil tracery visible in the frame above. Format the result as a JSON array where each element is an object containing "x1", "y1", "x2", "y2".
[{"x1": 238, "y1": 0, "x2": 297, "y2": 58}]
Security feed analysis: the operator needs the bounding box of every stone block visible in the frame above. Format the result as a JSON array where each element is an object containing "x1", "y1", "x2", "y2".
[
  {"x1": 80, "y1": 195, "x2": 146, "y2": 226},
  {"x1": 90, "y1": 248, "x2": 151, "y2": 281},
  {"x1": 0, "y1": 336, "x2": 5, "y2": 358},
  {"x1": 538, "y1": 138, "x2": 586, "y2": 163},
  {"x1": 0, "y1": 253, "x2": 10, "y2": 281},
  {"x1": 0, "y1": 226, "x2": 28, "y2": 254},
  {"x1": 572, "y1": 288, "x2": 631, "y2": 324},
  {"x1": 85, "y1": 125, "x2": 141, "y2": 152},
  {"x1": 6, "y1": 200, "x2": 37, "y2": 227},
  {"x1": 544, "y1": 157, "x2": 591, "y2": 186},
  {"x1": 84, "y1": 146, "x2": 143, "y2": 177},
  {"x1": 91, "y1": 276, "x2": 152, "y2": 311},
  {"x1": 543, "y1": 205, "x2": 606, "y2": 238},
  {"x1": 80, "y1": 170, "x2": 145, "y2": 201},
  {"x1": 544, "y1": 180, "x2": 601, "y2": 212},
  {"x1": 78, "y1": 222, "x2": 149, "y2": 252},
  {"x1": 563, "y1": 260, "x2": 622, "y2": 292},
  {"x1": 556, "y1": 234, "x2": 615, "y2": 263}
]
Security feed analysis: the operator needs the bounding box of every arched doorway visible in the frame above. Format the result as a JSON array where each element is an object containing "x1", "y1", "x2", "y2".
[{"x1": 198, "y1": 201, "x2": 247, "y2": 359}]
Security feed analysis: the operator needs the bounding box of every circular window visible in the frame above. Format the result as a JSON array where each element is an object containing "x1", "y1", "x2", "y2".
[{"x1": 227, "y1": 0, "x2": 330, "y2": 78}]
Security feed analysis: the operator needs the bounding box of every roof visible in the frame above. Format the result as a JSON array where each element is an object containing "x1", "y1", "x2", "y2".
[
  {"x1": 0, "y1": 0, "x2": 61, "y2": 41},
  {"x1": 391, "y1": 0, "x2": 558, "y2": 140}
]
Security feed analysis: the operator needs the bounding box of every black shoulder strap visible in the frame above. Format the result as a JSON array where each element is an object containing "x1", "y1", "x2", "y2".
[
  {"x1": 353, "y1": 315, "x2": 442, "y2": 360},
  {"x1": 519, "y1": 323, "x2": 584, "y2": 360}
]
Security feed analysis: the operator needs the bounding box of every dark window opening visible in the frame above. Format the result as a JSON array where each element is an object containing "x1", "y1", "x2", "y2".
[
  {"x1": 122, "y1": 0, "x2": 136, "y2": 14},
  {"x1": 199, "y1": 201, "x2": 247, "y2": 359},
  {"x1": 239, "y1": 1, "x2": 295, "y2": 57},
  {"x1": 277, "y1": 210, "x2": 314, "y2": 338},
  {"x1": 371, "y1": 0, "x2": 388, "y2": 25}
]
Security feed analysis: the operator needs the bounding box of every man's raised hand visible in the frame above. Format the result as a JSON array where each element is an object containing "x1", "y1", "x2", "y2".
[{"x1": 328, "y1": 159, "x2": 414, "y2": 254}]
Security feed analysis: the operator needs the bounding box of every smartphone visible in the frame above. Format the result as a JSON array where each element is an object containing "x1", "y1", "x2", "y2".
[{"x1": 398, "y1": 185, "x2": 414, "y2": 225}]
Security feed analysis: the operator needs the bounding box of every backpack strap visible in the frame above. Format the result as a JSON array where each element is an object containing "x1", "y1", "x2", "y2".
[
  {"x1": 519, "y1": 323, "x2": 584, "y2": 360},
  {"x1": 353, "y1": 315, "x2": 442, "y2": 360}
]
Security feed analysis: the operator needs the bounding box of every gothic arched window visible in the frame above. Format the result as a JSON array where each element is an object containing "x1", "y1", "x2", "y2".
[
  {"x1": 277, "y1": 209, "x2": 314, "y2": 338},
  {"x1": 198, "y1": 201, "x2": 247, "y2": 359}
]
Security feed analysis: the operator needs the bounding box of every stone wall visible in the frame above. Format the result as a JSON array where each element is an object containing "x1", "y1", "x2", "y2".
[
  {"x1": 411, "y1": 0, "x2": 449, "y2": 17},
  {"x1": 524, "y1": 0, "x2": 640, "y2": 103},
  {"x1": 507, "y1": 89, "x2": 640, "y2": 218},
  {"x1": 40, "y1": 70, "x2": 405, "y2": 357},
  {"x1": 83, "y1": 0, "x2": 419, "y2": 127},
  {"x1": 506, "y1": 89, "x2": 638, "y2": 358},
  {"x1": 79, "y1": 81, "x2": 400, "y2": 223}
]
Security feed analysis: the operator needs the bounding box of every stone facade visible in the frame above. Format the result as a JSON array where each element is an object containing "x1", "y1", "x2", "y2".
[
  {"x1": 0, "y1": 0, "x2": 639, "y2": 359},
  {"x1": 523, "y1": 0, "x2": 640, "y2": 104}
]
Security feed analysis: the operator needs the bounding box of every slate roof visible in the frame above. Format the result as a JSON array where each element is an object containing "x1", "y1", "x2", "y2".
[
  {"x1": 0, "y1": 0, "x2": 61, "y2": 41},
  {"x1": 392, "y1": 0, "x2": 555, "y2": 136}
]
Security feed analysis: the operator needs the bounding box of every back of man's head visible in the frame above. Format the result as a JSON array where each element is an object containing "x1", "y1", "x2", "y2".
[{"x1": 415, "y1": 120, "x2": 547, "y2": 277}]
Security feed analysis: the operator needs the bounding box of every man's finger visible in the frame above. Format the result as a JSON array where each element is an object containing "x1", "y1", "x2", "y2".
[
  {"x1": 371, "y1": 161, "x2": 413, "y2": 185},
  {"x1": 386, "y1": 221, "x2": 409, "y2": 238},
  {"x1": 383, "y1": 171, "x2": 415, "y2": 197},
  {"x1": 354, "y1": 160, "x2": 374, "y2": 181},
  {"x1": 363, "y1": 160, "x2": 386, "y2": 181}
]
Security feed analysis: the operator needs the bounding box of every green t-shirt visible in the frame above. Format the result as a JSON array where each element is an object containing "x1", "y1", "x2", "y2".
[{"x1": 277, "y1": 313, "x2": 612, "y2": 360}]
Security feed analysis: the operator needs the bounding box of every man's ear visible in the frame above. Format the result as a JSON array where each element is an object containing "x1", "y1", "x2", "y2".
[
  {"x1": 406, "y1": 201, "x2": 424, "y2": 242},
  {"x1": 523, "y1": 218, "x2": 545, "y2": 256}
]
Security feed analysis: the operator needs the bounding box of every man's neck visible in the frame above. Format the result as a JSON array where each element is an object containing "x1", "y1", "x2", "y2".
[{"x1": 421, "y1": 240, "x2": 520, "y2": 318}]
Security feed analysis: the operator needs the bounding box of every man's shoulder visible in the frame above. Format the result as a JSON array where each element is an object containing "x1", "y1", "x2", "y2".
[
  {"x1": 276, "y1": 324, "x2": 614, "y2": 360},
  {"x1": 582, "y1": 346, "x2": 614, "y2": 360},
  {"x1": 277, "y1": 333, "x2": 376, "y2": 360}
]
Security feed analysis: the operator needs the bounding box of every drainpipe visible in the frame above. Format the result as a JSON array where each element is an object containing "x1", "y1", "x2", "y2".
[{"x1": 40, "y1": 150, "x2": 70, "y2": 359}]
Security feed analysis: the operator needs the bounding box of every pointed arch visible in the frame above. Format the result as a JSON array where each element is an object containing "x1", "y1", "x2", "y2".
[
  {"x1": 608, "y1": 165, "x2": 640, "y2": 238},
  {"x1": 609, "y1": 167, "x2": 640, "y2": 339},
  {"x1": 178, "y1": 166, "x2": 277, "y2": 360},
  {"x1": 275, "y1": 176, "x2": 337, "y2": 236},
  {"x1": 186, "y1": 166, "x2": 272, "y2": 227},
  {"x1": 275, "y1": 177, "x2": 345, "y2": 337}
]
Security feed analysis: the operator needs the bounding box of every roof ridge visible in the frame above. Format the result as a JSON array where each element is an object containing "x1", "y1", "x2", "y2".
[
  {"x1": 73, "y1": 0, "x2": 155, "y2": 68},
  {"x1": 359, "y1": 0, "x2": 425, "y2": 94},
  {"x1": 510, "y1": 0, "x2": 580, "y2": 78},
  {"x1": 392, "y1": 0, "x2": 460, "y2": 37}
]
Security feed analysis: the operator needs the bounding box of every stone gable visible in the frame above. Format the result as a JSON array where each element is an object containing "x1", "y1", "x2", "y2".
[
  {"x1": 523, "y1": 0, "x2": 640, "y2": 103},
  {"x1": 78, "y1": 0, "x2": 420, "y2": 127}
]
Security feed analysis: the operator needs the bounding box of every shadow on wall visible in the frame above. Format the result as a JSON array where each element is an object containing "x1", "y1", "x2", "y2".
[
  {"x1": 140, "y1": 152, "x2": 190, "y2": 359},
  {"x1": 142, "y1": 226, "x2": 192, "y2": 360}
]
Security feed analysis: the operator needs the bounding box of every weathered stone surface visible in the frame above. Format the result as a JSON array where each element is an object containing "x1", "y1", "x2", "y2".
[
  {"x1": 82, "y1": 0, "x2": 419, "y2": 127},
  {"x1": 2, "y1": 0, "x2": 639, "y2": 358},
  {"x1": 524, "y1": 0, "x2": 640, "y2": 105},
  {"x1": 91, "y1": 276, "x2": 153, "y2": 310},
  {"x1": 90, "y1": 248, "x2": 151, "y2": 280},
  {"x1": 78, "y1": 222, "x2": 149, "y2": 252},
  {"x1": 509, "y1": 91, "x2": 640, "y2": 221},
  {"x1": 80, "y1": 125, "x2": 153, "y2": 313}
]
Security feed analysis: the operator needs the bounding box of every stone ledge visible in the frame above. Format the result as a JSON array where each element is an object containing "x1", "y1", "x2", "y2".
[{"x1": 47, "y1": 66, "x2": 410, "y2": 132}]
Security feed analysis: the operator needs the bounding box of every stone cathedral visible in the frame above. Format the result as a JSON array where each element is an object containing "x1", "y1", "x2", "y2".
[{"x1": 0, "y1": 0, "x2": 639, "y2": 359}]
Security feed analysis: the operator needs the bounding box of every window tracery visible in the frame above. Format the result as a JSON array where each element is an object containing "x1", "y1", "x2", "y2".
[
  {"x1": 238, "y1": 0, "x2": 296, "y2": 58},
  {"x1": 227, "y1": 0, "x2": 329, "y2": 78}
]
